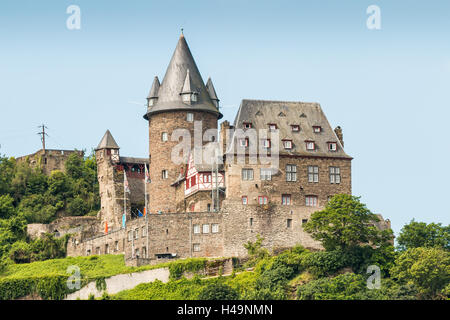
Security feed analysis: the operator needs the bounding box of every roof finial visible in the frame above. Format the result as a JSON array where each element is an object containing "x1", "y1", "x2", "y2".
[{"x1": 181, "y1": 28, "x2": 184, "y2": 37}]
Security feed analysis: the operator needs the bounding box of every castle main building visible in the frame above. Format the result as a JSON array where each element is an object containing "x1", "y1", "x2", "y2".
[{"x1": 67, "y1": 34, "x2": 366, "y2": 263}]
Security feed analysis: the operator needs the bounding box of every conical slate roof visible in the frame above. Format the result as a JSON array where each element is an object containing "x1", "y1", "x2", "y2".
[
  {"x1": 144, "y1": 34, "x2": 222, "y2": 119},
  {"x1": 96, "y1": 130, "x2": 119, "y2": 150},
  {"x1": 147, "y1": 76, "x2": 160, "y2": 99}
]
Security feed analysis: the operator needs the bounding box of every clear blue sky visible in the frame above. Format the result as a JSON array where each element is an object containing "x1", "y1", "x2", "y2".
[{"x1": 1, "y1": 0, "x2": 449, "y2": 235}]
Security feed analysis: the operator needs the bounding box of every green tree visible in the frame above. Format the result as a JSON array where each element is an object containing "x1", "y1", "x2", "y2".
[
  {"x1": 65, "y1": 152, "x2": 84, "y2": 180},
  {"x1": 0, "y1": 195, "x2": 15, "y2": 219},
  {"x1": 397, "y1": 220, "x2": 450, "y2": 251},
  {"x1": 390, "y1": 247, "x2": 450, "y2": 299},
  {"x1": 197, "y1": 282, "x2": 239, "y2": 300},
  {"x1": 0, "y1": 156, "x2": 15, "y2": 195},
  {"x1": 303, "y1": 194, "x2": 393, "y2": 251}
]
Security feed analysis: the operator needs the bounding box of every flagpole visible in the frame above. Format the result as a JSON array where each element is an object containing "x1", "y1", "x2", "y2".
[{"x1": 145, "y1": 164, "x2": 149, "y2": 259}]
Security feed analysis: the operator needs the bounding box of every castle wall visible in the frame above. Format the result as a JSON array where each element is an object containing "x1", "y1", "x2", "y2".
[{"x1": 16, "y1": 149, "x2": 84, "y2": 176}]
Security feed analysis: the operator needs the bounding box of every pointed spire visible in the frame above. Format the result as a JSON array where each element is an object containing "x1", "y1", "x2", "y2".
[
  {"x1": 206, "y1": 77, "x2": 219, "y2": 109},
  {"x1": 144, "y1": 34, "x2": 222, "y2": 120},
  {"x1": 181, "y1": 69, "x2": 193, "y2": 94},
  {"x1": 96, "y1": 130, "x2": 120, "y2": 150},
  {"x1": 147, "y1": 76, "x2": 160, "y2": 99}
]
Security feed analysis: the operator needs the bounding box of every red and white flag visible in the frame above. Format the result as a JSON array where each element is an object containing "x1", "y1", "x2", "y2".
[{"x1": 124, "y1": 171, "x2": 130, "y2": 193}]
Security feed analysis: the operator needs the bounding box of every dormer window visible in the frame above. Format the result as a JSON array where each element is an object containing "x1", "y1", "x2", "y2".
[
  {"x1": 291, "y1": 125, "x2": 300, "y2": 132},
  {"x1": 239, "y1": 138, "x2": 249, "y2": 147},
  {"x1": 283, "y1": 140, "x2": 293, "y2": 150},
  {"x1": 305, "y1": 141, "x2": 315, "y2": 151},
  {"x1": 148, "y1": 99, "x2": 155, "y2": 107},
  {"x1": 243, "y1": 122, "x2": 252, "y2": 129},
  {"x1": 328, "y1": 142, "x2": 337, "y2": 151},
  {"x1": 268, "y1": 123, "x2": 278, "y2": 131},
  {"x1": 261, "y1": 139, "x2": 271, "y2": 148},
  {"x1": 313, "y1": 126, "x2": 322, "y2": 133}
]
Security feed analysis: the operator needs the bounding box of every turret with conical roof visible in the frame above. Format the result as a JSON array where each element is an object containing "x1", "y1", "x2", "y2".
[
  {"x1": 96, "y1": 130, "x2": 120, "y2": 151},
  {"x1": 144, "y1": 34, "x2": 222, "y2": 120},
  {"x1": 144, "y1": 33, "x2": 221, "y2": 213}
]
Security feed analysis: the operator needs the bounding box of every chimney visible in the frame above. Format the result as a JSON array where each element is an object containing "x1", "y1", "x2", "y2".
[{"x1": 334, "y1": 126, "x2": 344, "y2": 147}]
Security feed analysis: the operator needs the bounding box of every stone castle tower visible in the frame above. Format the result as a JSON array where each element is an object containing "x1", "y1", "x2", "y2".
[{"x1": 144, "y1": 34, "x2": 223, "y2": 213}]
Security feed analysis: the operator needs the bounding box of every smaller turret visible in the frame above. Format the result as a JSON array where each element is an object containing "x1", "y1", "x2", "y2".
[
  {"x1": 147, "y1": 76, "x2": 160, "y2": 107},
  {"x1": 206, "y1": 77, "x2": 219, "y2": 109},
  {"x1": 96, "y1": 130, "x2": 120, "y2": 162}
]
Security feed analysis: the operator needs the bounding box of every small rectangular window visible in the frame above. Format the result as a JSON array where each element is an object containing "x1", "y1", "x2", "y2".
[
  {"x1": 242, "y1": 168, "x2": 254, "y2": 181},
  {"x1": 135, "y1": 228, "x2": 139, "y2": 239},
  {"x1": 291, "y1": 125, "x2": 300, "y2": 132},
  {"x1": 306, "y1": 141, "x2": 315, "y2": 150},
  {"x1": 115, "y1": 241, "x2": 119, "y2": 251},
  {"x1": 328, "y1": 142, "x2": 337, "y2": 151},
  {"x1": 268, "y1": 123, "x2": 277, "y2": 131},
  {"x1": 261, "y1": 139, "x2": 271, "y2": 148},
  {"x1": 258, "y1": 196, "x2": 268, "y2": 205},
  {"x1": 282, "y1": 194, "x2": 291, "y2": 205},
  {"x1": 142, "y1": 226, "x2": 147, "y2": 237},
  {"x1": 239, "y1": 138, "x2": 249, "y2": 147},
  {"x1": 242, "y1": 196, "x2": 248, "y2": 205},
  {"x1": 286, "y1": 164, "x2": 297, "y2": 182},
  {"x1": 329, "y1": 167, "x2": 341, "y2": 184},
  {"x1": 308, "y1": 166, "x2": 319, "y2": 183},
  {"x1": 302, "y1": 219, "x2": 308, "y2": 225},
  {"x1": 193, "y1": 243, "x2": 200, "y2": 252},
  {"x1": 202, "y1": 224, "x2": 210, "y2": 234},
  {"x1": 187, "y1": 113, "x2": 194, "y2": 122},
  {"x1": 193, "y1": 224, "x2": 200, "y2": 234},
  {"x1": 212, "y1": 224, "x2": 219, "y2": 233},
  {"x1": 162, "y1": 170, "x2": 168, "y2": 179},
  {"x1": 283, "y1": 140, "x2": 293, "y2": 149},
  {"x1": 313, "y1": 126, "x2": 322, "y2": 133},
  {"x1": 306, "y1": 195, "x2": 318, "y2": 207},
  {"x1": 260, "y1": 168, "x2": 272, "y2": 181},
  {"x1": 161, "y1": 132, "x2": 168, "y2": 142},
  {"x1": 128, "y1": 231, "x2": 132, "y2": 241},
  {"x1": 249, "y1": 218, "x2": 253, "y2": 226},
  {"x1": 243, "y1": 122, "x2": 252, "y2": 129},
  {"x1": 287, "y1": 219, "x2": 292, "y2": 228}
]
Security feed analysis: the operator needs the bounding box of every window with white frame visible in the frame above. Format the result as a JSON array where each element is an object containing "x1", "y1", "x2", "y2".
[
  {"x1": 291, "y1": 125, "x2": 300, "y2": 132},
  {"x1": 286, "y1": 164, "x2": 297, "y2": 182},
  {"x1": 282, "y1": 194, "x2": 291, "y2": 205},
  {"x1": 306, "y1": 141, "x2": 315, "y2": 150},
  {"x1": 161, "y1": 132, "x2": 168, "y2": 142},
  {"x1": 329, "y1": 167, "x2": 341, "y2": 184},
  {"x1": 212, "y1": 224, "x2": 219, "y2": 233},
  {"x1": 242, "y1": 196, "x2": 248, "y2": 205},
  {"x1": 268, "y1": 123, "x2": 277, "y2": 131},
  {"x1": 328, "y1": 142, "x2": 337, "y2": 151},
  {"x1": 305, "y1": 195, "x2": 318, "y2": 207},
  {"x1": 202, "y1": 224, "x2": 210, "y2": 234},
  {"x1": 162, "y1": 170, "x2": 168, "y2": 179},
  {"x1": 239, "y1": 138, "x2": 249, "y2": 147},
  {"x1": 187, "y1": 113, "x2": 194, "y2": 122},
  {"x1": 283, "y1": 140, "x2": 293, "y2": 149},
  {"x1": 193, "y1": 243, "x2": 200, "y2": 252},
  {"x1": 242, "y1": 168, "x2": 254, "y2": 180},
  {"x1": 260, "y1": 168, "x2": 272, "y2": 181},
  {"x1": 261, "y1": 139, "x2": 271, "y2": 148},
  {"x1": 193, "y1": 224, "x2": 200, "y2": 234},
  {"x1": 308, "y1": 166, "x2": 319, "y2": 183},
  {"x1": 313, "y1": 126, "x2": 322, "y2": 133}
]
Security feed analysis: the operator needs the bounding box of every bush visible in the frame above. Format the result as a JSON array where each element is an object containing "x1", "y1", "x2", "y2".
[{"x1": 197, "y1": 282, "x2": 239, "y2": 300}]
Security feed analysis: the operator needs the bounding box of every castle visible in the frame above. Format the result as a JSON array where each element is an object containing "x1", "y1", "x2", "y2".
[{"x1": 63, "y1": 33, "x2": 387, "y2": 264}]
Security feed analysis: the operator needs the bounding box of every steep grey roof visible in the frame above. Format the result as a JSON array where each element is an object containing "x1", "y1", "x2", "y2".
[
  {"x1": 96, "y1": 130, "x2": 119, "y2": 150},
  {"x1": 119, "y1": 157, "x2": 149, "y2": 165},
  {"x1": 147, "y1": 76, "x2": 160, "y2": 99},
  {"x1": 206, "y1": 77, "x2": 219, "y2": 101},
  {"x1": 230, "y1": 100, "x2": 352, "y2": 159},
  {"x1": 144, "y1": 34, "x2": 222, "y2": 120}
]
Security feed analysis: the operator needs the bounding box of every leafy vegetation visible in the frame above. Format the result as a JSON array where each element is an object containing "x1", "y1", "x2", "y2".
[{"x1": 0, "y1": 152, "x2": 100, "y2": 265}]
